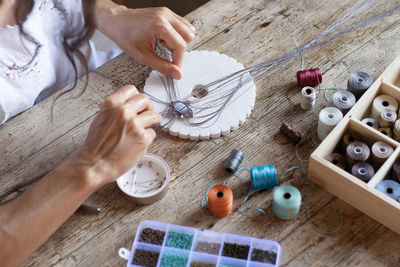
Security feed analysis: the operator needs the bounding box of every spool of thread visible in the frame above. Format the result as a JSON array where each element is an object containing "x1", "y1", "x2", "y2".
[
  {"x1": 351, "y1": 162, "x2": 375, "y2": 183},
  {"x1": 378, "y1": 127, "x2": 392, "y2": 138},
  {"x1": 347, "y1": 72, "x2": 373, "y2": 99},
  {"x1": 371, "y1": 141, "x2": 394, "y2": 167},
  {"x1": 280, "y1": 123, "x2": 302, "y2": 144},
  {"x1": 393, "y1": 119, "x2": 400, "y2": 142},
  {"x1": 370, "y1": 95, "x2": 398, "y2": 120},
  {"x1": 272, "y1": 185, "x2": 302, "y2": 220},
  {"x1": 332, "y1": 90, "x2": 356, "y2": 114},
  {"x1": 378, "y1": 110, "x2": 397, "y2": 127},
  {"x1": 361, "y1": 118, "x2": 379, "y2": 129},
  {"x1": 207, "y1": 184, "x2": 233, "y2": 218},
  {"x1": 376, "y1": 180, "x2": 400, "y2": 201},
  {"x1": 391, "y1": 160, "x2": 400, "y2": 183},
  {"x1": 223, "y1": 149, "x2": 244, "y2": 173},
  {"x1": 317, "y1": 107, "x2": 343, "y2": 141},
  {"x1": 324, "y1": 153, "x2": 346, "y2": 170},
  {"x1": 342, "y1": 133, "x2": 360, "y2": 149},
  {"x1": 250, "y1": 165, "x2": 277, "y2": 190},
  {"x1": 346, "y1": 141, "x2": 370, "y2": 165},
  {"x1": 297, "y1": 68, "x2": 322, "y2": 87},
  {"x1": 300, "y1": 86, "x2": 316, "y2": 110}
]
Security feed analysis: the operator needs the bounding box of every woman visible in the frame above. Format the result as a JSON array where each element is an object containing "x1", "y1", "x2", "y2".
[{"x1": 0, "y1": 0, "x2": 195, "y2": 265}]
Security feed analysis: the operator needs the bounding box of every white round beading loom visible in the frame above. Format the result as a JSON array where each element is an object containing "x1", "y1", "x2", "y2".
[{"x1": 143, "y1": 50, "x2": 256, "y2": 140}]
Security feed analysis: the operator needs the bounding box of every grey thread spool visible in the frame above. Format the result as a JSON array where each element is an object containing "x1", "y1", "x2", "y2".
[
  {"x1": 346, "y1": 141, "x2": 370, "y2": 166},
  {"x1": 317, "y1": 107, "x2": 343, "y2": 141},
  {"x1": 371, "y1": 141, "x2": 394, "y2": 168},
  {"x1": 324, "y1": 153, "x2": 346, "y2": 170},
  {"x1": 332, "y1": 90, "x2": 356, "y2": 114},
  {"x1": 378, "y1": 110, "x2": 397, "y2": 128},
  {"x1": 370, "y1": 95, "x2": 398, "y2": 120},
  {"x1": 347, "y1": 72, "x2": 372, "y2": 100},
  {"x1": 351, "y1": 162, "x2": 375, "y2": 183},
  {"x1": 224, "y1": 149, "x2": 244, "y2": 173},
  {"x1": 300, "y1": 86, "x2": 316, "y2": 110},
  {"x1": 393, "y1": 119, "x2": 400, "y2": 142},
  {"x1": 361, "y1": 118, "x2": 378, "y2": 129}
]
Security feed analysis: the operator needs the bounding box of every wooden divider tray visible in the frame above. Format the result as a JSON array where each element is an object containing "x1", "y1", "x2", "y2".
[{"x1": 308, "y1": 55, "x2": 400, "y2": 234}]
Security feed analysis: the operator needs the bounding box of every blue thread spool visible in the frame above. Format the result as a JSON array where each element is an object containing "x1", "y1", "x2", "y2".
[
  {"x1": 272, "y1": 185, "x2": 302, "y2": 220},
  {"x1": 250, "y1": 165, "x2": 278, "y2": 190}
]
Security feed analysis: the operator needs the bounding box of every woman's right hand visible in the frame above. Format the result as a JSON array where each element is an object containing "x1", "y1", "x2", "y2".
[{"x1": 77, "y1": 85, "x2": 162, "y2": 187}]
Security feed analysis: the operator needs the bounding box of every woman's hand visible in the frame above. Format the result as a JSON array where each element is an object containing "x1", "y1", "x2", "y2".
[
  {"x1": 78, "y1": 85, "x2": 162, "y2": 187},
  {"x1": 96, "y1": 1, "x2": 195, "y2": 80}
]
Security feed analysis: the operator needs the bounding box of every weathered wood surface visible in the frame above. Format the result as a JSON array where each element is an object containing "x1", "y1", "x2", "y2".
[{"x1": 0, "y1": 0, "x2": 399, "y2": 266}]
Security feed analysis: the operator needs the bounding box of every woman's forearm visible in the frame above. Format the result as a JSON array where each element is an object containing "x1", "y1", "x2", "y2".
[
  {"x1": 0, "y1": 157, "x2": 101, "y2": 267},
  {"x1": 94, "y1": 0, "x2": 127, "y2": 37}
]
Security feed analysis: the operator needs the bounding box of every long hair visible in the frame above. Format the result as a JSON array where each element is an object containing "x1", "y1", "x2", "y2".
[{"x1": 0, "y1": 0, "x2": 96, "y2": 107}]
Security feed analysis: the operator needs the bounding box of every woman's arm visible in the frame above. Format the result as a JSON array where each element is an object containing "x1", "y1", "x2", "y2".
[
  {"x1": 94, "y1": 0, "x2": 195, "y2": 79},
  {"x1": 0, "y1": 85, "x2": 162, "y2": 266}
]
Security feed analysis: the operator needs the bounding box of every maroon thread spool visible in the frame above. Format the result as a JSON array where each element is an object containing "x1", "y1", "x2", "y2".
[
  {"x1": 297, "y1": 68, "x2": 322, "y2": 87},
  {"x1": 280, "y1": 123, "x2": 302, "y2": 144}
]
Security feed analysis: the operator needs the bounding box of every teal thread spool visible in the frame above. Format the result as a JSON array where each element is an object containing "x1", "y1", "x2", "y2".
[
  {"x1": 250, "y1": 165, "x2": 277, "y2": 190},
  {"x1": 272, "y1": 185, "x2": 301, "y2": 220}
]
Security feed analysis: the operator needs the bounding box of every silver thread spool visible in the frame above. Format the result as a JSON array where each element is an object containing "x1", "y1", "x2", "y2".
[
  {"x1": 317, "y1": 107, "x2": 343, "y2": 141},
  {"x1": 370, "y1": 95, "x2": 398, "y2": 120},
  {"x1": 393, "y1": 119, "x2": 400, "y2": 142},
  {"x1": 223, "y1": 149, "x2": 244, "y2": 173},
  {"x1": 361, "y1": 118, "x2": 379, "y2": 129},
  {"x1": 332, "y1": 90, "x2": 356, "y2": 114},
  {"x1": 300, "y1": 86, "x2": 316, "y2": 110},
  {"x1": 346, "y1": 141, "x2": 370, "y2": 166},
  {"x1": 371, "y1": 141, "x2": 394, "y2": 168},
  {"x1": 347, "y1": 72, "x2": 373, "y2": 100},
  {"x1": 378, "y1": 110, "x2": 397, "y2": 128}
]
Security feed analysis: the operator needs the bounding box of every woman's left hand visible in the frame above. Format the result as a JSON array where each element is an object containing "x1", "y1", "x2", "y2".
[{"x1": 96, "y1": 2, "x2": 195, "y2": 80}]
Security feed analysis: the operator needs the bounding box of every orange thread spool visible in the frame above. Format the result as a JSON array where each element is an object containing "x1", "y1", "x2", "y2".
[{"x1": 207, "y1": 184, "x2": 233, "y2": 218}]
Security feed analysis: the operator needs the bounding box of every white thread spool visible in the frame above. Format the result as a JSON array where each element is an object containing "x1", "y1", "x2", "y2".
[
  {"x1": 300, "y1": 86, "x2": 316, "y2": 110},
  {"x1": 361, "y1": 118, "x2": 379, "y2": 129},
  {"x1": 378, "y1": 109, "x2": 397, "y2": 128},
  {"x1": 318, "y1": 107, "x2": 343, "y2": 141},
  {"x1": 370, "y1": 95, "x2": 398, "y2": 120},
  {"x1": 332, "y1": 90, "x2": 356, "y2": 114},
  {"x1": 393, "y1": 119, "x2": 400, "y2": 142}
]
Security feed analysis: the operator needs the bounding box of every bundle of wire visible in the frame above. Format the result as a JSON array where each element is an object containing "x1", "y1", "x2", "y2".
[{"x1": 146, "y1": 0, "x2": 400, "y2": 128}]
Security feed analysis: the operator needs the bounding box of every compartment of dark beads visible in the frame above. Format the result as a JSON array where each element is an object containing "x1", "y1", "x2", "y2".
[
  {"x1": 221, "y1": 242, "x2": 250, "y2": 260},
  {"x1": 132, "y1": 249, "x2": 159, "y2": 267},
  {"x1": 251, "y1": 248, "x2": 277, "y2": 264},
  {"x1": 139, "y1": 228, "x2": 166, "y2": 245}
]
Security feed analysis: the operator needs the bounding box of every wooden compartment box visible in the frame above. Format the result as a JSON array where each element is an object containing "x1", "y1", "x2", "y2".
[{"x1": 308, "y1": 56, "x2": 400, "y2": 234}]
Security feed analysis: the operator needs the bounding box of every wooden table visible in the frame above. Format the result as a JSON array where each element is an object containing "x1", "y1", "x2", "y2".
[{"x1": 1, "y1": 0, "x2": 400, "y2": 265}]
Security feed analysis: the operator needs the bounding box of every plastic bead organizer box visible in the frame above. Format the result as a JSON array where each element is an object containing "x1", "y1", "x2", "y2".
[
  {"x1": 309, "y1": 55, "x2": 400, "y2": 234},
  {"x1": 118, "y1": 220, "x2": 281, "y2": 267}
]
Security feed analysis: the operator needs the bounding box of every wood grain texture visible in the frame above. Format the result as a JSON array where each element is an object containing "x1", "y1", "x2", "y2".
[{"x1": 0, "y1": 0, "x2": 399, "y2": 266}]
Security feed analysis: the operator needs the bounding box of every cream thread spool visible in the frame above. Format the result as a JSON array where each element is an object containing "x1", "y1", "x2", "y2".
[
  {"x1": 378, "y1": 110, "x2": 397, "y2": 128},
  {"x1": 300, "y1": 86, "x2": 316, "y2": 110},
  {"x1": 378, "y1": 127, "x2": 392, "y2": 138},
  {"x1": 370, "y1": 95, "x2": 398, "y2": 120},
  {"x1": 393, "y1": 119, "x2": 400, "y2": 142},
  {"x1": 332, "y1": 90, "x2": 356, "y2": 114},
  {"x1": 317, "y1": 107, "x2": 343, "y2": 141},
  {"x1": 361, "y1": 118, "x2": 379, "y2": 129},
  {"x1": 371, "y1": 141, "x2": 394, "y2": 168},
  {"x1": 346, "y1": 141, "x2": 370, "y2": 166}
]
